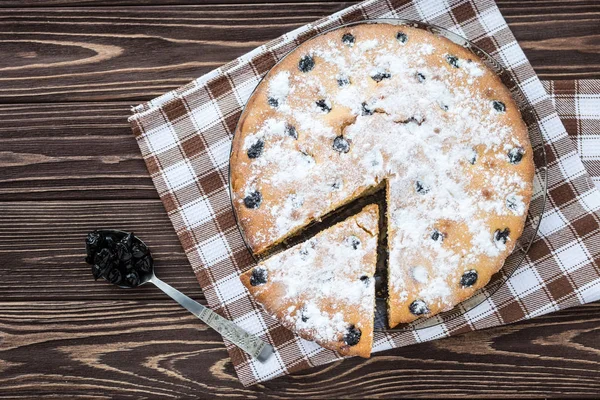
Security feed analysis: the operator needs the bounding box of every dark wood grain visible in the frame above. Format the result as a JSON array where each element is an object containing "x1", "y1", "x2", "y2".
[
  {"x1": 0, "y1": 200, "x2": 204, "y2": 300},
  {"x1": 1, "y1": 0, "x2": 600, "y2": 398},
  {"x1": 1, "y1": 301, "x2": 600, "y2": 398},
  {"x1": 0, "y1": 1, "x2": 598, "y2": 103},
  {"x1": 0, "y1": 3, "x2": 357, "y2": 103},
  {"x1": 0, "y1": 102, "x2": 156, "y2": 201}
]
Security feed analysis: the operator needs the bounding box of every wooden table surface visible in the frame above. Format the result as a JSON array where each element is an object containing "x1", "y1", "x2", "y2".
[{"x1": 1, "y1": 0, "x2": 599, "y2": 398}]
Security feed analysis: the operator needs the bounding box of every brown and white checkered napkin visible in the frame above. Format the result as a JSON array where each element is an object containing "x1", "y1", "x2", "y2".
[
  {"x1": 128, "y1": 0, "x2": 600, "y2": 386},
  {"x1": 544, "y1": 80, "x2": 600, "y2": 189}
]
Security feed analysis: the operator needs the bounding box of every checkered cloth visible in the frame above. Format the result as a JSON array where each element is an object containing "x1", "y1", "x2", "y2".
[
  {"x1": 543, "y1": 80, "x2": 600, "y2": 190},
  {"x1": 128, "y1": 0, "x2": 600, "y2": 386}
]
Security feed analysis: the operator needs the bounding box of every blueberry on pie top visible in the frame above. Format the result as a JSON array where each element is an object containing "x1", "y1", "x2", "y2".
[{"x1": 231, "y1": 23, "x2": 534, "y2": 352}]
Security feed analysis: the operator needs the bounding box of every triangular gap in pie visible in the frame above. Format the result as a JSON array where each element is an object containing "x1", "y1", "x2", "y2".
[{"x1": 240, "y1": 204, "x2": 379, "y2": 358}]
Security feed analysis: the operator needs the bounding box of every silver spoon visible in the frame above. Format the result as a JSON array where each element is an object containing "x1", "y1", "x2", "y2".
[{"x1": 87, "y1": 229, "x2": 274, "y2": 363}]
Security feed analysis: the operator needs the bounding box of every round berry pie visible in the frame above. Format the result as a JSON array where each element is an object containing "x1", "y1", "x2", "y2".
[{"x1": 230, "y1": 22, "x2": 534, "y2": 354}]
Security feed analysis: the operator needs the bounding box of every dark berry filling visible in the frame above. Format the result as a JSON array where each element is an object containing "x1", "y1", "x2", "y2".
[
  {"x1": 409, "y1": 299, "x2": 429, "y2": 316},
  {"x1": 460, "y1": 270, "x2": 478, "y2": 287},
  {"x1": 439, "y1": 102, "x2": 449, "y2": 111},
  {"x1": 104, "y1": 235, "x2": 116, "y2": 251},
  {"x1": 285, "y1": 124, "x2": 298, "y2": 139},
  {"x1": 298, "y1": 55, "x2": 315, "y2": 73},
  {"x1": 492, "y1": 100, "x2": 506, "y2": 113},
  {"x1": 92, "y1": 247, "x2": 114, "y2": 279},
  {"x1": 316, "y1": 99, "x2": 331, "y2": 113},
  {"x1": 106, "y1": 268, "x2": 122, "y2": 284},
  {"x1": 125, "y1": 270, "x2": 140, "y2": 287},
  {"x1": 468, "y1": 149, "x2": 478, "y2": 165},
  {"x1": 333, "y1": 136, "x2": 350, "y2": 153},
  {"x1": 244, "y1": 190, "x2": 262, "y2": 209},
  {"x1": 299, "y1": 247, "x2": 310, "y2": 260},
  {"x1": 371, "y1": 71, "x2": 392, "y2": 82},
  {"x1": 247, "y1": 139, "x2": 264, "y2": 159},
  {"x1": 115, "y1": 241, "x2": 132, "y2": 263},
  {"x1": 494, "y1": 228, "x2": 510, "y2": 245},
  {"x1": 396, "y1": 31, "x2": 408, "y2": 43},
  {"x1": 131, "y1": 239, "x2": 148, "y2": 259},
  {"x1": 361, "y1": 102, "x2": 374, "y2": 116},
  {"x1": 415, "y1": 180, "x2": 430, "y2": 195},
  {"x1": 135, "y1": 255, "x2": 152, "y2": 273},
  {"x1": 341, "y1": 33, "x2": 355, "y2": 46},
  {"x1": 446, "y1": 54, "x2": 460, "y2": 68},
  {"x1": 416, "y1": 72, "x2": 426, "y2": 83},
  {"x1": 267, "y1": 97, "x2": 279, "y2": 108},
  {"x1": 85, "y1": 231, "x2": 102, "y2": 263},
  {"x1": 337, "y1": 76, "x2": 351, "y2": 87},
  {"x1": 300, "y1": 307, "x2": 309, "y2": 322},
  {"x1": 507, "y1": 147, "x2": 525, "y2": 164},
  {"x1": 360, "y1": 275, "x2": 370, "y2": 285},
  {"x1": 85, "y1": 230, "x2": 153, "y2": 288},
  {"x1": 250, "y1": 267, "x2": 268, "y2": 286},
  {"x1": 431, "y1": 229, "x2": 445, "y2": 242},
  {"x1": 346, "y1": 235, "x2": 361, "y2": 250},
  {"x1": 343, "y1": 325, "x2": 361, "y2": 346},
  {"x1": 506, "y1": 194, "x2": 520, "y2": 212}
]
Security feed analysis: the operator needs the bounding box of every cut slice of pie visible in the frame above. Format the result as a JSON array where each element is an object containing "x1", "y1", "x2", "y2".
[{"x1": 240, "y1": 204, "x2": 379, "y2": 358}]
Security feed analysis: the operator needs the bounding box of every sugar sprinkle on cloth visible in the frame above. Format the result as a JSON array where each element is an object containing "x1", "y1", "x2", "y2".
[{"x1": 129, "y1": 0, "x2": 600, "y2": 386}]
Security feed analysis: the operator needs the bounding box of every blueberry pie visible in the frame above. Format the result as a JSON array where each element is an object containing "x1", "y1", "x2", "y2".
[{"x1": 231, "y1": 23, "x2": 534, "y2": 354}]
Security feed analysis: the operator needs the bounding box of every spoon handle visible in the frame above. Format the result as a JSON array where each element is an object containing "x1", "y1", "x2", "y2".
[{"x1": 150, "y1": 276, "x2": 274, "y2": 363}]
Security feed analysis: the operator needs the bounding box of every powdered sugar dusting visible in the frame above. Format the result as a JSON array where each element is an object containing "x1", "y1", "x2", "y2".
[
  {"x1": 268, "y1": 71, "x2": 291, "y2": 101},
  {"x1": 411, "y1": 266, "x2": 429, "y2": 284},
  {"x1": 358, "y1": 39, "x2": 379, "y2": 51},
  {"x1": 234, "y1": 24, "x2": 533, "y2": 325},
  {"x1": 462, "y1": 59, "x2": 485, "y2": 77}
]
